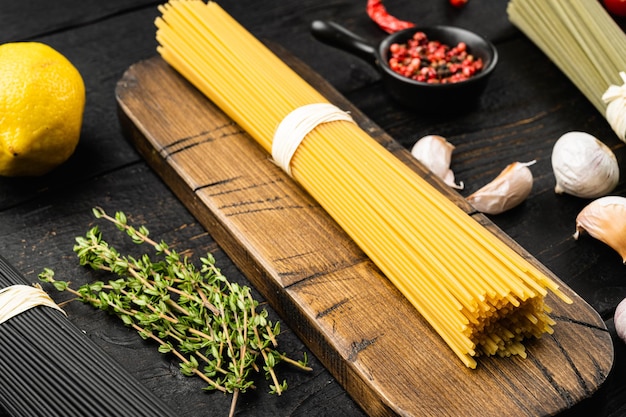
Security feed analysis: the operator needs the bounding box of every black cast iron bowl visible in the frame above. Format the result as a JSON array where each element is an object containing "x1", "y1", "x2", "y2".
[{"x1": 310, "y1": 20, "x2": 498, "y2": 112}]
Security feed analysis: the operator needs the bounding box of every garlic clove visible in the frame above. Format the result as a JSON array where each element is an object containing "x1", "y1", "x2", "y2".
[
  {"x1": 466, "y1": 161, "x2": 536, "y2": 215},
  {"x1": 411, "y1": 135, "x2": 463, "y2": 189},
  {"x1": 551, "y1": 131, "x2": 619, "y2": 199},
  {"x1": 615, "y1": 297, "x2": 626, "y2": 343},
  {"x1": 574, "y1": 195, "x2": 626, "y2": 263}
]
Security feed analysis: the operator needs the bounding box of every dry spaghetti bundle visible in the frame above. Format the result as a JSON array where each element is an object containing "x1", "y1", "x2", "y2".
[
  {"x1": 155, "y1": 0, "x2": 572, "y2": 369},
  {"x1": 508, "y1": 0, "x2": 626, "y2": 141},
  {"x1": 0, "y1": 255, "x2": 177, "y2": 417}
]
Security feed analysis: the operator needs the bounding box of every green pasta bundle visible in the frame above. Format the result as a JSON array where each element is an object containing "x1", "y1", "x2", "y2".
[{"x1": 508, "y1": 0, "x2": 626, "y2": 140}]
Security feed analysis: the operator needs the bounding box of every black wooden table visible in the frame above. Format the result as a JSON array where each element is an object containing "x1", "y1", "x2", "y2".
[{"x1": 1, "y1": 1, "x2": 625, "y2": 416}]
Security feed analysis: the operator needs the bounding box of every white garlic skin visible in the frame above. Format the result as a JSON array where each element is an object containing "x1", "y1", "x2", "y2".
[
  {"x1": 551, "y1": 131, "x2": 619, "y2": 199},
  {"x1": 574, "y1": 196, "x2": 626, "y2": 263},
  {"x1": 466, "y1": 161, "x2": 535, "y2": 215},
  {"x1": 615, "y1": 298, "x2": 626, "y2": 343},
  {"x1": 411, "y1": 135, "x2": 463, "y2": 189}
]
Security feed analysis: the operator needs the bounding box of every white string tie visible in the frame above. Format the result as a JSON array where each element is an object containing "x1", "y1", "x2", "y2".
[
  {"x1": 272, "y1": 103, "x2": 355, "y2": 176},
  {"x1": 0, "y1": 284, "x2": 66, "y2": 325},
  {"x1": 602, "y1": 71, "x2": 626, "y2": 142}
]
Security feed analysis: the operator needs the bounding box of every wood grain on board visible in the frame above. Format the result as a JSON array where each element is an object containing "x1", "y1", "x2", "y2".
[{"x1": 115, "y1": 53, "x2": 613, "y2": 417}]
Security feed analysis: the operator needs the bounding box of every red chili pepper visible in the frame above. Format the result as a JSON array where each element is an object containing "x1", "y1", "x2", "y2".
[
  {"x1": 366, "y1": 0, "x2": 415, "y2": 34},
  {"x1": 604, "y1": 0, "x2": 626, "y2": 16},
  {"x1": 449, "y1": 0, "x2": 468, "y2": 8}
]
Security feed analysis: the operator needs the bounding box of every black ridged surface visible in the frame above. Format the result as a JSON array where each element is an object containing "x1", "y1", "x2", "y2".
[{"x1": 0, "y1": 255, "x2": 175, "y2": 417}]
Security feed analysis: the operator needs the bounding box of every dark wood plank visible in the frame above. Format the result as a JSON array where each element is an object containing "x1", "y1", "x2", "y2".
[
  {"x1": 0, "y1": 161, "x2": 363, "y2": 417},
  {"x1": 2, "y1": 1, "x2": 626, "y2": 416},
  {"x1": 0, "y1": 5, "x2": 160, "y2": 209},
  {"x1": 0, "y1": 0, "x2": 161, "y2": 43},
  {"x1": 115, "y1": 51, "x2": 613, "y2": 416}
]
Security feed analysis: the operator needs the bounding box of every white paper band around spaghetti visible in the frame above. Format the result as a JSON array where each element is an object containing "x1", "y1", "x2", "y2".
[
  {"x1": 602, "y1": 71, "x2": 626, "y2": 142},
  {"x1": 272, "y1": 103, "x2": 355, "y2": 176},
  {"x1": 0, "y1": 284, "x2": 66, "y2": 325}
]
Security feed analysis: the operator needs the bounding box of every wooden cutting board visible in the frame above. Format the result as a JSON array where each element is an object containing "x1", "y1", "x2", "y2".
[{"x1": 115, "y1": 53, "x2": 613, "y2": 417}]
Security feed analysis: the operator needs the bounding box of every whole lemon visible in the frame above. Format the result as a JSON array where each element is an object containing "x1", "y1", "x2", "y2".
[{"x1": 0, "y1": 42, "x2": 85, "y2": 176}]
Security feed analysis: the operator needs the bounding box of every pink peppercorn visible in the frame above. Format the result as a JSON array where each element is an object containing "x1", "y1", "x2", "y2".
[{"x1": 387, "y1": 32, "x2": 484, "y2": 83}]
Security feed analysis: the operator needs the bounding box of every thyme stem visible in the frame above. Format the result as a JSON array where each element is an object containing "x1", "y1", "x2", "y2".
[{"x1": 39, "y1": 207, "x2": 310, "y2": 416}]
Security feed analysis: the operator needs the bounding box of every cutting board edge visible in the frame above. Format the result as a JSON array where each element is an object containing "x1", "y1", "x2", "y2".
[{"x1": 114, "y1": 55, "x2": 614, "y2": 417}]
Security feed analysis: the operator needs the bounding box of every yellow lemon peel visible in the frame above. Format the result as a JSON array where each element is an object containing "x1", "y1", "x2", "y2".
[{"x1": 0, "y1": 42, "x2": 85, "y2": 176}]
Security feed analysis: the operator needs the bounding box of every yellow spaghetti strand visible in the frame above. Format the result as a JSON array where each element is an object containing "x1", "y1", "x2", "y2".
[{"x1": 156, "y1": 0, "x2": 573, "y2": 369}]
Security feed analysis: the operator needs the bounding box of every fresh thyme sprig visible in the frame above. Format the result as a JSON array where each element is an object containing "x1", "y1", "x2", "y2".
[{"x1": 39, "y1": 207, "x2": 310, "y2": 417}]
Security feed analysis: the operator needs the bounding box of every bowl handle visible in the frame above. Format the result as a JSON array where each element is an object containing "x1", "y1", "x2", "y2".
[{"x1": 310, "y1": 20, "x2": 378, "y2": 68}]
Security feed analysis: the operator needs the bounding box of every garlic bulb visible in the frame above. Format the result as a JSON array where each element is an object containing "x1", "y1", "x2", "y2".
[
  {"x1": 466, "y1": 161, "x2": 535, "y2": 215},
  {"x1": 411, "y1": 135, "x2": 463, "y2": 189},
  {"x1": 615, "y1": 298, "x2": 626, "y2": 343},
  {"x1": 574, "y1": 196, "x2": 626, "y2": 263},
  {"x1": 551, "y1": 131, "x2": 619, "y2": 198}
]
